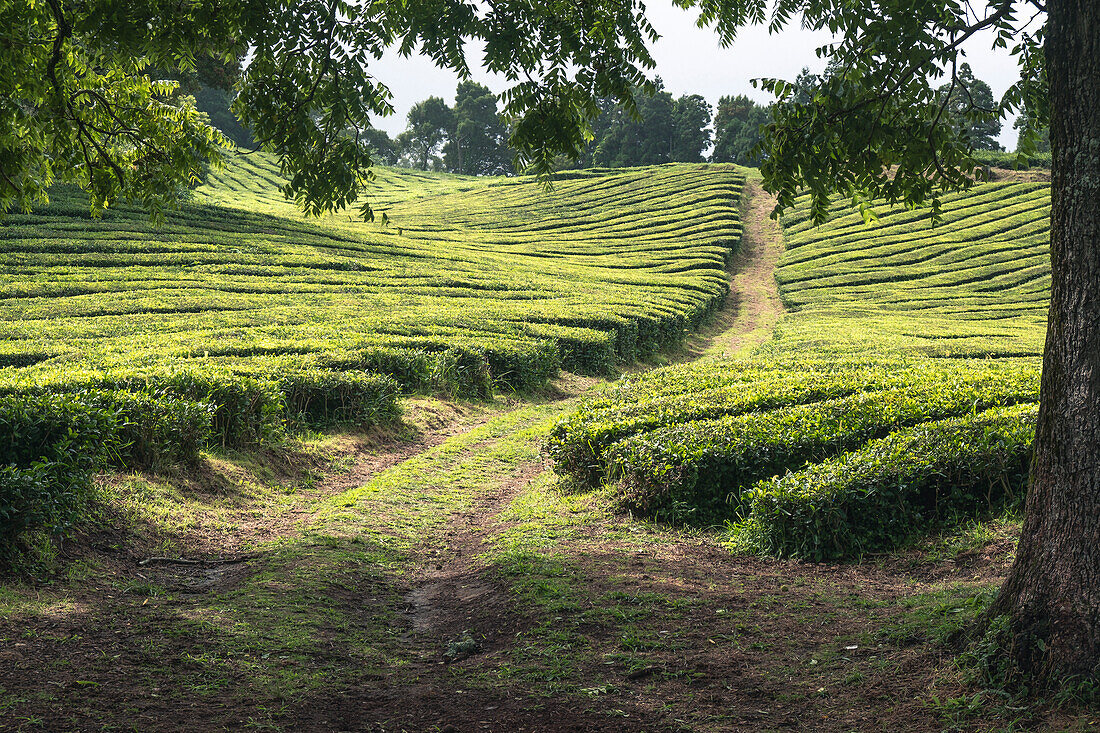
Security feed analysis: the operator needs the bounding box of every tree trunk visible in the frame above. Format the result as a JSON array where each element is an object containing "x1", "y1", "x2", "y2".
[{"x1": 987, "y1": 0, "x2": 1100, "y2": 685}]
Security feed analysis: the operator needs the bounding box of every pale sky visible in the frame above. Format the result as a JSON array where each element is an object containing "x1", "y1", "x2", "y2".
[{"x1": 368, "y1": 2, "x2": 1025, "y2": 151}]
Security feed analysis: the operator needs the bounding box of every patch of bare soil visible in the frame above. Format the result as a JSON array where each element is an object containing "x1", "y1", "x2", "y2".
[
  {"x1": 986, "y1": 166, "x2": 1051, "y2": 183},
  {"x1": 523, "y1": 532, "x2": 966, "y2": 733},
  {"x1": 397, "y1": 461, "x2": 543, "y2": 647}
]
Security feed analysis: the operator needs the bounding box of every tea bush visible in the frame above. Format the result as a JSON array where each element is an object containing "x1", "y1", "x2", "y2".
[
  {"x1": 739, "y1": 404, "x2": 1037, "y2": 560},
  {"x1": 0, "y1": 392, "x2": 120, "y2": 559}
]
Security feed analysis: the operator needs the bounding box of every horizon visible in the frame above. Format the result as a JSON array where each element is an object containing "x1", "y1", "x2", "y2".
[{"x1": 366, "y1": 1, "x2": 1026, "y2": 152}]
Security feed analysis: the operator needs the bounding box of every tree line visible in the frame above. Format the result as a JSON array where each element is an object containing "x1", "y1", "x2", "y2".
[
  {"x1": 366, "y1": 78, "x2": 776, "y2": 173},
  {"x1": 339, "y1": 66, "x2": 1014, "y2": 176},
  {"x1": 186, "y1": 64, "x2": 1019, "y2": 177}
]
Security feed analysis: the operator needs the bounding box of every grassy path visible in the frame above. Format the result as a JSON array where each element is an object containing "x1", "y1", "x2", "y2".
[
  {"x1": 0, "y1": 186, "x2": 1045, "y2": 732},
  {"x1": 703, "y1": 174, "x2": 786, "y2": 359}
]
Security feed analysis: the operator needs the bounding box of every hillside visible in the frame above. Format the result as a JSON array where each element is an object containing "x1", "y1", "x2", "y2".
[
  {"x1": 0, "y1": 157, "x2": 742, "y2": 395},
  {"x1": 0, "y1": 156, "x2": 747, "y2": 569},
  {"x1": 551, "y1": 176, "x2": 1051, "y2": 557},
  {"x1": 6, "y1": 167, "x2": 1089, "y2": 733},
  {"x1": 773, "y1": 180, "x2": 1050, "y2": 358}
]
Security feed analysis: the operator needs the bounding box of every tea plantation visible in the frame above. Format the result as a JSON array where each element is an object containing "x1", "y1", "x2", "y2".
[
  {"x1": 0, "y1": 158, "x2": 743, "y2": 552},
  {"x1": 549, "y1": 177, "x2": 1051, "y2": 559}
]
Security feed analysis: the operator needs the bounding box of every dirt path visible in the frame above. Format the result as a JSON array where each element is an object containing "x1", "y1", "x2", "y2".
[
  {"x1": 273, "y1": 179, "x2": 971, "y2": 732},
  {"x1": 714, "y1": 176, "x2": 787, "y2": 357},
  {"x1": 387, "y1": 172, "x2": 790, "y2": 657},
  {"x1": 679, "y1": 174, "x2": 785, "y2": 361},
  {"x1": 384, "y1": 171, "x2": 791, "y2": 673}
]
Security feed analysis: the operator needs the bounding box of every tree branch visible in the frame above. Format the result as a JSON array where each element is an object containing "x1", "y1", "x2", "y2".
[{"x1": 43, "y1": 0, "x2": 71, "y2": 98}]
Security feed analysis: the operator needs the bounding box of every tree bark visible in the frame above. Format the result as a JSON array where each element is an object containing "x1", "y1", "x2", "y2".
[{"x1": 987, "y1": 0, "x2": 1100, "y2": 684}]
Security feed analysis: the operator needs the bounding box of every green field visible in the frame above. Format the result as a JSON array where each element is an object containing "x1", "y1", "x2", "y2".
[
  {"x1": 550, "y1": 176, "x2": 1051, "y2": 558},
  {"x1": 2, "y1": 158, "x2": 743, "y2": 392},
  {"x1": 1, "y1": 161, "x2": 1055, "y2": 559},
  {"x1": 771, "y1": 180, "x2": 1050, "y2": 358},
  {"x1": 0, "y1": 158, "x2": 742, "y2": 552}
]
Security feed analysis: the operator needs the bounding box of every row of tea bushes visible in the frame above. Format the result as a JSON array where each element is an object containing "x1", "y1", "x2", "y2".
[
  {"x1": 0, "y1": 367, "x2": 402, "y2": 558},
  {"x1": 548, "y1": 359, "x2": 1038, "y2": 496},
  {"x1": 605, "y1": 367, "x2": 1038, "y2": 524},
  {"x1": 547, "y1": 172, "x2": 1051, "y2": 557},
  {"x1": 0, "y1": 365, "x2": 403, "y2": 449},
  {"x1": 3, "y1": 160, "x2": 744, "y2": 394},
  {"x1": 547, "y1": 358, "x2": 932, "y2": 487},
  {"x1": 549, "y1": 358, "x2": 1040, "y2": 554},
  {"x1": 738, "y1": 404, "x2": 1037, "y2": 560}
]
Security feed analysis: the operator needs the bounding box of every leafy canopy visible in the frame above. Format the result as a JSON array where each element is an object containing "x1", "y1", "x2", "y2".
[
  {"x1": 711, "y1": 94, "x2": 769, "y2": 166},
  {"x1": 682, "y1": 0, "x2": 1045, "y2": 223},
  {"x1": 4, "y1": 0, "x2": 1045, "y2": 224},
  {"x1": 3, "y1": 0, "x2": 660, "y2": 220},
  {"x1": 444, "y1": 81, "x2": 513, "y2": 176}
]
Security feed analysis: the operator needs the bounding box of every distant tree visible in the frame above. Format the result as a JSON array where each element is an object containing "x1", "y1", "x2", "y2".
[
  {"x1": 189, "y1": 88, "x2": 252, "y2": 148},
  {"x1": 936, "y1": 63, "x2": 1002, "y2": 151},
  {"x1": 593, "y1": 84, "x2": 674, "y2": 167},
  {"x1": 1013, "y1": 66, "x2": 1050, "y2": 157},
  {"x1": 670, "y1": 94, "x2": 712, "y2": 162},
  {"x1": 571, "y1": 86, "x2": 712, "y2": 168},
  {"x1": 571, "y1": 97, "x2": 619, "y2": 168},
  {"x1": 788, "y1": 67, "x2": 824, "y2": 104},
  {"x1": 184, "y1": 59, "x2": 257, "y2": 151},
  {"x1": 142, "y1": 59, "x2": 253, "y2": 178},
  {"x1": 1014, "y1": 117, "x2": 1050, "y2": 154},
  {"x1": 444, "y1": 82, "x2": 512, "y2": 175},
  {"x1": 1014, "y1": 109, "x2": 1050, "y2": 155},
  {"x1": 400, "y1": 97, "x2": 454, "y2": 171},
  {"x1": 361, "y1": 127, "x2": 399, "y2": 166},
  {"x1": 711, "y1": 94, "x2": 769, "y2": 166}
]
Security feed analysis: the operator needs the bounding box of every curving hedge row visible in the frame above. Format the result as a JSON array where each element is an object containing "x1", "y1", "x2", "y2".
[
  {"x1": 610, "y1": 368, "x2": 1037, "y2": 523},
  {"x1": 547, "y1": 173, "x2": 1050, "y2": 557},
  {"x1": 3, "y1": 159, "x2": 744, "y2": 400},
  {"x1": 549, "y1": 360, "x2": 1038, "y2": 503},
  {"x1": 0, "y1": 391, "x2": 181, "y2": 560},
  {"x1": 737, "y1": 404, "x2": 1037, "y2": 560}
]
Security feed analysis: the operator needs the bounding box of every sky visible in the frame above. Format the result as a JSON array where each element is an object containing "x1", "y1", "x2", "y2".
[{"x1": 368, "y1": 2, "x2": 1026, "y2": 151}]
